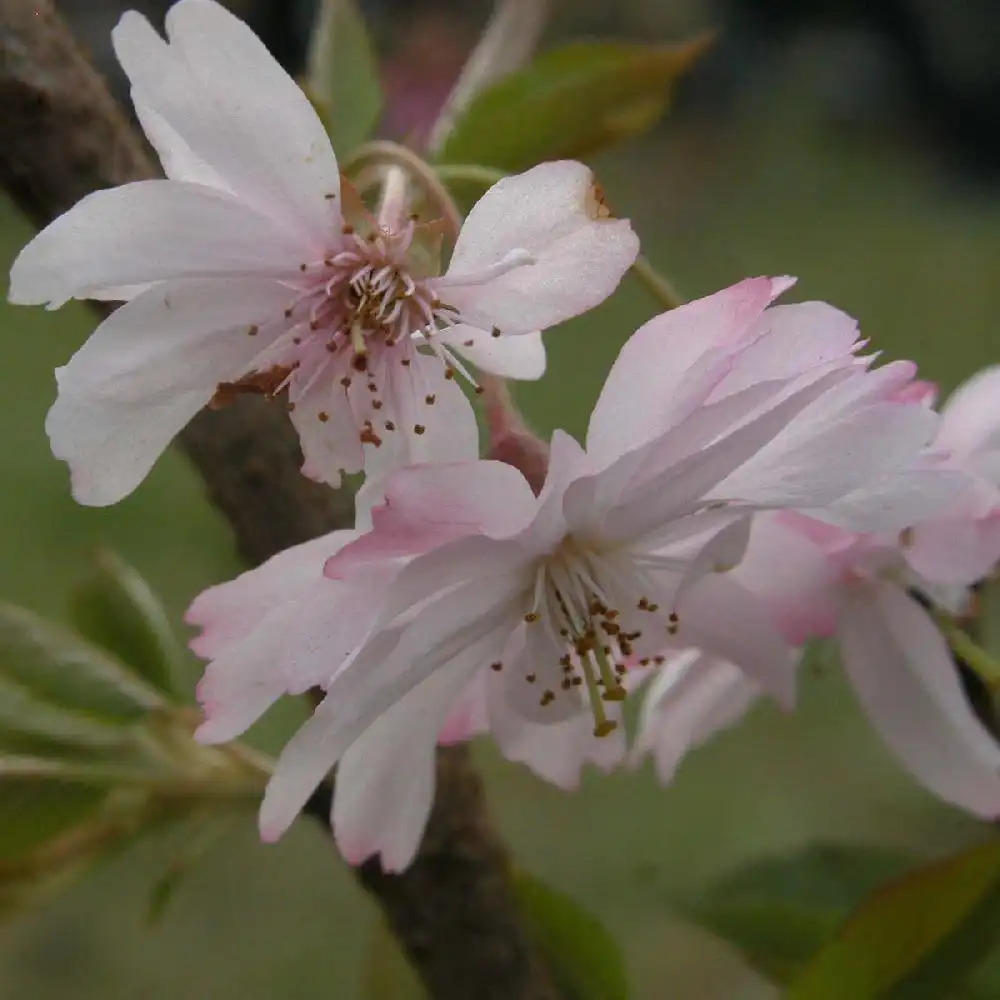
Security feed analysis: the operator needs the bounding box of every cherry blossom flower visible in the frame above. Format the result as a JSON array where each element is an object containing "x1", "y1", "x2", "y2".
[
  {"x1": 244, "y1": 277, "x2": 958, "y2": 866},
  {"x1": 697, "y1": 493, "x2": 1000, "y2": 817},
  {"x1": 7, "y1": 0, "x2": 638, "y2": 505}
]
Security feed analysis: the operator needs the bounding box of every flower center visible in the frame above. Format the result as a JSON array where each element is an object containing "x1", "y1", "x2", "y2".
[
  {"x1": 523, "y1": 536, "x2": 676, "y2": 738},
  {"x1": 298, "y1": 225, "x2": 454, "y2": 370}
]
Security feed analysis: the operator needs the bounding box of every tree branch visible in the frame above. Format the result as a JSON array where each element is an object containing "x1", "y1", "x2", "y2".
[{"x1": 0, "y1": 3, "x2": 560, "y2": 997}]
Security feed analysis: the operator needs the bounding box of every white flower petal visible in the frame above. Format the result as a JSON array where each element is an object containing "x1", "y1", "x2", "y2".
[
  {"x1": 333, "y1": 654, "x2": 474, "y2": 871},
  {"x1": 444, "y1": 325, "x2": 547, "y2": 380},
  {"x1": 113, "y1": 3, "x2": 340, "y2": 245},
  {"x1": 488, "y1": 671, "x2": 626, "y2": 789},
  {"x1": 938, "y1": 365, "x2": 1000, "y2": 461},
  {"x1": 440, "y1": 161, "x2": 638, "y2": 335},
  {"x1": 46, "y1": 278, "x2": 294, "y2": 505},
  {"x1": 669, "y1": 574, "x2": 797, "y2": 707},
  {"x1": 632, "y1": 651, "x2": 761, "y2": 783},
  {"x1": 840, "y1": 583, "x2": 1000, "y2": 817},
  {"x1": 9, "y1": 181, "x2": 304, "y2": 308},
  {"x1": 186, "y1": 529, "x2": 355, "y2": 659}
]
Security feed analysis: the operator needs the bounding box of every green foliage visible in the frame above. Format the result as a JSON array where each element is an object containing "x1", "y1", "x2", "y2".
[
  {"x1": 0, "y1": 562, "x2": 269, "y2": 923},
  {"x1": 686, "y1": 843, "x2": 914, "y2": 984},
  {"x1": 0, "y1": 603, "x2": 164, "y2": 724},
  {"x1": 436, "y1": 37, "x2": 711, "y2": 174},
  {"x1": 306, "y1": 0, "x2": 383, "y2": 154},
  {"x1": 785, "y1": 837, "x2": 1000, "y2": 1000},
  {"x1": 69, "y1": 550, "x2": 184, "y2": 697},
  {"x1": 513, "y1": 868, "x2": 630, "y2": 1000}
]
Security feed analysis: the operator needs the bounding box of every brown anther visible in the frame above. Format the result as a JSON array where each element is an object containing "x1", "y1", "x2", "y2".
[
  {"x1": 425, "y1": 394, "x2": 436, "y2": 405},
  {"x1": 325, "y1": 193, "x2": 337, "y2": 200},
  {"x1": 561, "y1": 679, "x2": 573, "y2": 691},
  {"x1": 284, "y1": 307, "x2": 293, "y2": 318},
  {"x1": 299, "y1": 263, "x2": 307, "y2": 272},
  {"x1": 540, "y1": 690, "x2": 556, "y2": 706},
  {"x1": 666, "y1": 623, "x2": 679, "y2": 635},
  {"x1": 318, "y1": 411, "x2": 329, "y2": 423},
  {"x1": 600, "y1": 621, "x2": 621, "y2": 635},
  {"x1": 525, "y1": 673, "x2": 537, "y2": 684},
  {"x1": 359, "y1": 425, "x2": 382, "y2": 447},
  {"x1": 367, "y1": 381, "x2": 378, "y2": 392},
  {"x1": 340, "y1": 376, "x2": 352, "y2": 388},
  {"x1": 490, "y1": 661, "x2": 503, "y2": 672},
  {"x1": 474, "y1": 385, "x2": 485, "y2": 395},
  {"x1": 647, "y1": 603, "x2": 660, "y2": 613},
  {"x1": 384, "y1": 420, "x2": 396, "y2": 431},
  {"x1": 342, "y1": 223, "x2": 354, "y2": 232},
  {"x1": 571, "y1": 677, "x2": 583, "y2": 687},
  {"x1": 653, "y1": 655, "x2": 666, "y2": 666},
  {"x1": 463, "y1": 339, "x2": 474, "y2": 347},
  {"x1": 372, "y1": 400, "x2": 383, "y2": 410},
  {"x1": 444, "y1": 367, "x2": 456, "y2": 380},
  {"x1": 286, "y1": 402, "x2": 296, "y2": 412},
  {"x1": 606, "y1": 610, "x2": 620, "y2": 621},
  {"x1": 585, "y1": 180, "x2": 613, "y2": 221},
  {"x1": 324, "y1": 258, "x2": 333, "y2": 267},
  {"x1": 593, "y1": 720, "x2": 618, "y2": 738},
  {"x1": 491, "y1": 326, "x2": 502, "y2": 338},
  {"x1": 559, "y1": 628, "x2": 569, "y2": 638},
  {"x1": 414, "y1": 424, "x2": 426, "y2": 435},
  {"x1": 637, "y1": 597, "x2": 650, "y2": 610},
  {"x1": 309, "y1": 320, "x2": 321, "y2": 331},
  {"x1": 639, "y1": 658, "x2": 651, "y2": 667},
  {"x1": 401, "y1": 358, "x2": 411, "y2": 367},
  {"x1": 351, "y1": 353, "x2": 369, "y2": 372},
  {"x1": 247, "y1": 325, "x2": 259, "y2": 336},
  {"x1": 293, "y1": 336, "x2": 304, "y2": 346},
  {"x1": 524, "y1": 612, "x2": 540, "y2": 623}
]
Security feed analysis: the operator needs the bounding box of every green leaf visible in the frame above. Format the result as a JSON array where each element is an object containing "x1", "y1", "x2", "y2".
[
  {"x1": 513, "y1": 869, "x2": 629, "y2": 1000},
  {"x1": 686, "y1": 844, "x2": 914, "y2": 985},
  {"x1": 361, "y1": 916, "x2": 426, "y2": 1000},
  {"x1": 785, "y1": 837, "x2": 1000, "y2": 1000},
  {"x1": 306, "y1": 0, "x2": 383, "y2": 154},
  {"x1": 437, "y1": 37, "x2": 712, "y2": 173},
  {"x1": 0, "y1": 602, "x2": 163, "y2": 725},
  {"x1": 0, "y1": 777, "x2": 107, "y2": 859},
  {"x1": 69, "y1": 550, "x2": 183, "y2": 696}
]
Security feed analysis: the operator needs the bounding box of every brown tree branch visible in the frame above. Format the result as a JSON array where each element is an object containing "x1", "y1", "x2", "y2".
[{"x1": 0, "y1": 2, "x2": 560, "y2": 997}]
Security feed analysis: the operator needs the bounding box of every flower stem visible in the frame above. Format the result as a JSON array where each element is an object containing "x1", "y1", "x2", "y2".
[
  {"x1": 344, "y1": 140, "x2": 464, "y2": 239},
  {"x1": 935, "y1": 611, "x2": 1000, "y2": 689},
  {"x1": 632, "y1": 255, "x2": 685, "y2": 311}
]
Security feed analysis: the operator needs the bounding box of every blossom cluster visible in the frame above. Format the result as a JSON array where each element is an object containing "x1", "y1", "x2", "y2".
[{"x1": 9, "y1": 0, "x2": 1000, "y2": 873}]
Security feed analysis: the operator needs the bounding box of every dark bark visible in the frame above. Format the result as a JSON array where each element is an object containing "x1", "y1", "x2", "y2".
[{"x1": 0, "y1": 3, "x2": 560, "y2": 997}]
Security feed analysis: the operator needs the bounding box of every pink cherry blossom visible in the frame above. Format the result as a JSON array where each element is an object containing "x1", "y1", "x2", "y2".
[
  {"x1": 250, "y1": 278, "x2": 955, "y2": 866},
  {"x1": 7, "y1": 0, "x2": 638, "y2": 505},
  {"x1": 725, "y1": 502, "x2": 1000, "y2": 818}
]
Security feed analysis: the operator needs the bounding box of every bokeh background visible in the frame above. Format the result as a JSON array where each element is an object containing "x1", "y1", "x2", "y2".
[{"x1": 1, "y1": 1, "x2": 999, "y2": 997}]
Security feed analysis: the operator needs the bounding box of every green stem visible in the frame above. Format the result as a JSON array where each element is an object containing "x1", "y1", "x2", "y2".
[
  {"x1": 434, "y1": 163, "x2": 507, "y2": 188},
  {"x1": 343, "y1": 140, "x2": 465, "y2": 239},
  {"x1": 631, "y1": 255, "x2": 685, "y2": 311},
  {"x1": 935, "y1": 612, "x2": 1000, "y2": 689}
]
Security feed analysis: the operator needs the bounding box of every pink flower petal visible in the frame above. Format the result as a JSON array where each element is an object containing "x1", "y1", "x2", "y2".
[{"x1": 840, "y1": 582, "x2": 1000, "y2": 818}]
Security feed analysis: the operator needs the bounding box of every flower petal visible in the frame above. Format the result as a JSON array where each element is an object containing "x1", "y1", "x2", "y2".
[
  {"x1": 488, "y1": 672, "x2": 626, "y2": 789},
  {"x1": 113, "y1": 3, "x2": 340, "y2": 245},
  {"x1": 906, "y1": 513, "x2": 1000, "y2": 586},
  {"x1": 46, "y1": 278, "x2": 294, "y2": 505},
  {"x1": 938, "y1": 365, "x2": 1000, "y2": 461},
  {"x1": 444, "y1": 325, "x2": 547, "y2": 380},
  {"x1": 668, "y1": 574, "x2": 797, "y2": 707},
  {"x1": 9, "y1": 181, "x2": 304, "y2": 308},
  {"x1": 333, "y1": 654, "x2": 474, "y2": 871},
  {"x1": 259, "y1": 614, "x2": 511, "y2": 841},
  {"x1": 186, "y1": 529, "x2": 355, "y2": 659},
  {"x1": 586, "y1": 277, "x2": 794, "y2": 466},
  {"x1": 840, "y1": 583, "x2": 1000, "y2": 817},
  {"x1": 439, "y1": 161, "x2": 638, "y2": 336},
  {"x1": 632, "y1": 651, "x2": 760, "y2": 784}
]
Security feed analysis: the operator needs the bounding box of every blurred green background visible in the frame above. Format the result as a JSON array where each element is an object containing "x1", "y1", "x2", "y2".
[{"x1": 1, "y1": 1, "x2": 1000, "y2": 997}]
